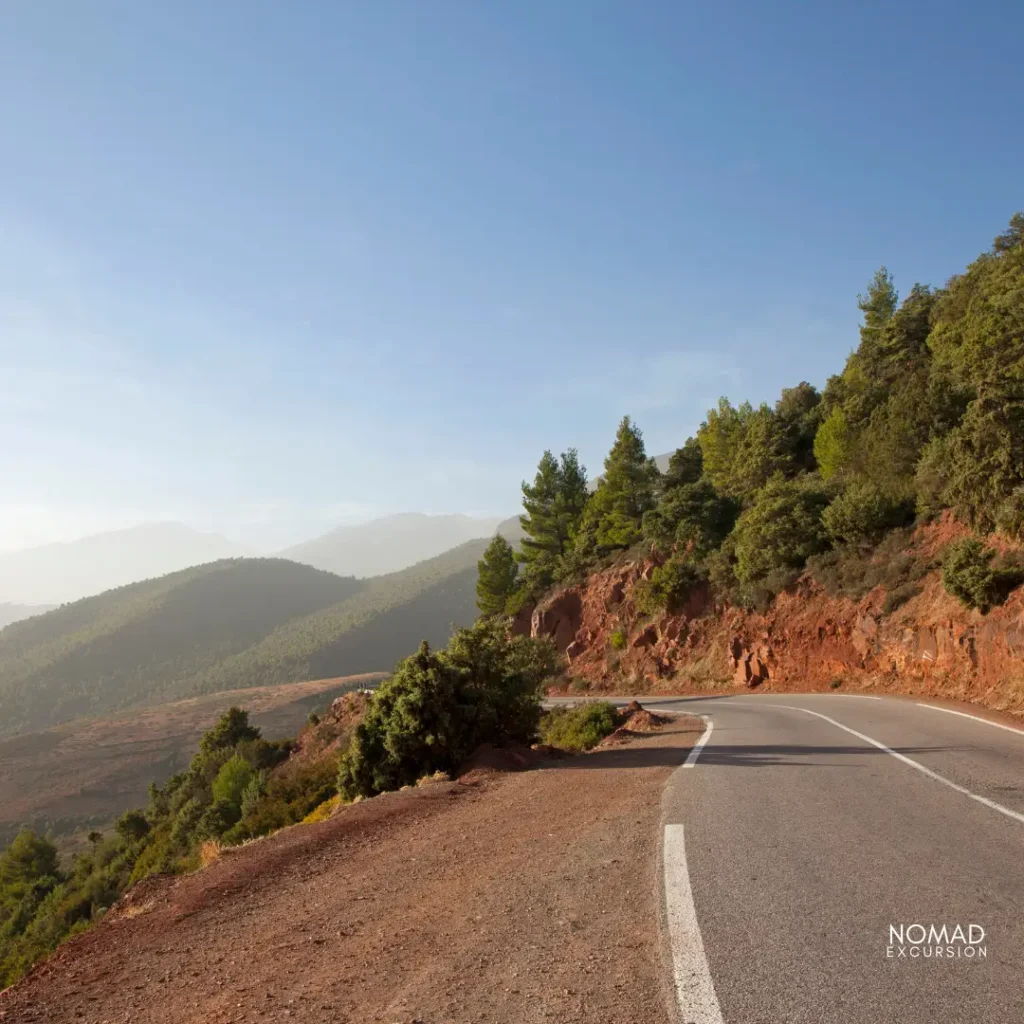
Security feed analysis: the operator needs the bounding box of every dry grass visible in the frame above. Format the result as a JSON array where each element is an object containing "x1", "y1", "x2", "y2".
[
  {"x1": 120, "y1": 898, "x2": 157, "y2": 919},
  {"x1": 301, "y1": 795, "x2": 343, "y2": 824},
  {"x1": 198, "y1": 840, "x2": 222, "y2": 868}
]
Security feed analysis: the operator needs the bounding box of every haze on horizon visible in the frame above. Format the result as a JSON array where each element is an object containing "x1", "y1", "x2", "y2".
[{"x1": 3, "y1": 1, "x2": 1021, "y2": 553}]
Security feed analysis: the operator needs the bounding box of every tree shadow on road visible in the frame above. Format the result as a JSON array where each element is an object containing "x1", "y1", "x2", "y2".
[{"x1": 546, "y1": 741, "x2": 959, "y2": 770}]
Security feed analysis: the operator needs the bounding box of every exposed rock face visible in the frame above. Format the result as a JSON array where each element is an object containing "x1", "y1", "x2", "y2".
[
  {"x1": 730, "y1": 639, "x2": 770, "y2": 687},
  {"x1": 527, "y1": 518, "x2": 1024, "y2": 719},
  {"x1": 530, "y1": 590, "x2": 583, "y2": 651},
  {"x1": 508, "y1": 601, "x2": 536, "y2": 638}
]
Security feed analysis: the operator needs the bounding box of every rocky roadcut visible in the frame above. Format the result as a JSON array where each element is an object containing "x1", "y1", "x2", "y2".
[
  {"x1": 525, "y1": 515, "x2": 1024, "y2": 718},
  {"x1": 1, "y1": 716, "x2": 704, "y2": 1024}
]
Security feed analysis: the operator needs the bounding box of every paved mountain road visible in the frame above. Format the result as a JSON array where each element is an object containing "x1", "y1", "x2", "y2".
[{"x1": 587, "y1": 693, "x2": 1024, "y2": 1024}]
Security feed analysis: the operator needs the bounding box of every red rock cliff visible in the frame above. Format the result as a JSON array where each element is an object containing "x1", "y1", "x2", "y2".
[{"x1": 529, "y1": 519, "x2": 1024, "y2": 720}]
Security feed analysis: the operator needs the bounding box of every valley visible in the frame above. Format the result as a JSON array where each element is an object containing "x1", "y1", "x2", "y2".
[{"x1": 0, "y1": 673, "x2": 384, "y2": 850}]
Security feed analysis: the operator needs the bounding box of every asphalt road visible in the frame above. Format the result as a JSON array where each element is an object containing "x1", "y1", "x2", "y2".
[{"x1": 560, "y1": 693, "x2": 1024, "y2": 1024}]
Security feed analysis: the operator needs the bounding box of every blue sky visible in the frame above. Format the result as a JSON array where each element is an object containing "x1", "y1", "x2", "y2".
[{"x1": 2, "y1": 1, "x2": 1021, "y2": 551}]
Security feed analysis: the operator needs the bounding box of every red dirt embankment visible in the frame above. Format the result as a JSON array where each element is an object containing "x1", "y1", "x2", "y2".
[
  {"x1": 525, "y1": 515, "x2": 1024, "y2": 719},
  {"x1": 1, "y1": 715, "x2": 704, "y2": 1024}
]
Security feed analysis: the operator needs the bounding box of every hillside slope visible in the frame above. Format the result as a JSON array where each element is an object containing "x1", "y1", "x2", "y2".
[
  {"x1": 0, "y1": 523, "x2": 250, "y2": 605},
  {"x1": 280, "y1": 512, "x2": 503, "y2": 577},
  {"x1": 0, "y1": 542, "x2": 487, "y2": 737}
]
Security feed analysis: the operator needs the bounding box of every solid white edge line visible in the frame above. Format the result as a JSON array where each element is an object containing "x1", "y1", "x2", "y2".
[
  {"x1": 663, "y1": 823, "x2": 725, "y2": 1024},
  {"x1": 684, "y1": 716, "x2": 713, "y2": 768},
  {"x1": 915, "y1": 702, "x2": 1024, "y2": 737},
  {"x1": 732, "y1": 702, "x2": 1024, "y2": 828}
]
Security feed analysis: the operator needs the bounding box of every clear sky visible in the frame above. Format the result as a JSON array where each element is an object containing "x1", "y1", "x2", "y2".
[{"x1": 2, "y1": 1, "x2": 1021, "y2": 551}]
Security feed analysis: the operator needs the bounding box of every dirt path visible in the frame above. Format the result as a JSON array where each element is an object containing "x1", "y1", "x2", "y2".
[{"x1": 2, "y1": 717, "x2": 703, "y2": 1024}]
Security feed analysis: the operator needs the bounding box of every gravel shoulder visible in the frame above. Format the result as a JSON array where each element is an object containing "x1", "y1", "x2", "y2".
[{"x1": 2, "y1": 715, "x2": 704, "y2": 1024}]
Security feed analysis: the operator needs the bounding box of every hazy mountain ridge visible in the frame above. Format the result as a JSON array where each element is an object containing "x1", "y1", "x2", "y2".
[
  {"x1": 280, "y1": 512, "x2": 504, "y2": 577},
  {"x1": 0, "y1": 603, "x2": 56, "y2": 629},
  {"x1": 0, "y1": 523, "x2": 250, "y2": 605}
]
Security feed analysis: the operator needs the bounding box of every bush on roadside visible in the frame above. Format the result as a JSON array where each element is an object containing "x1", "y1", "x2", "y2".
[
  {"x1": 538, "y1": 702, "x2": 618, "y2": 751},
  {"x1": 609, "y1": 629, "x2": 627, "y2": 650},
  {"x1": 337, "y1": 619, "x2": 558, "y2": 800}
]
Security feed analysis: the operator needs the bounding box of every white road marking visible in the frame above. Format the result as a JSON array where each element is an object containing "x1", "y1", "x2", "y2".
[
  {"x1": 684, "y1": 716, "x2": 714, "y2": 768},
  {"x1": 663, "y1": 824, "x2": 724, "y2": 1024},
  {"x1": 915, "y1": 702, "x2": 1024, "y2": 737},
  {"x1": 734, "y1": 702, "x2": 1024, "y2": 828},
  {"x1": 822, "y1": 693, "x2": 882, "y2": 700}
]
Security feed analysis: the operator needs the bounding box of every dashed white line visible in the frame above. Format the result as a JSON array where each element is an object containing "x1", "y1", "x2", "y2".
[
  {"x1": 663, "y1": 823, "x2": 724, "y2": 1024},
  {"x1": 684, "y1": 716, "x2": 714, "y2": 768},
  {"x1": 915, "y1": 702, "x2": 1024, "y2": 737},
  {"x1": 735, "y1": 702, "x2": 1024, "y2": 828}
]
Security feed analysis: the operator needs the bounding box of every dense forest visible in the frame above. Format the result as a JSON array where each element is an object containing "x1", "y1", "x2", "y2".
[
  {"x1": 477, "y1": 214, "x2": 1024, "y2": 619},
  {"x1": 0, "y1": 541, "x2": 491, "y2": 737}
]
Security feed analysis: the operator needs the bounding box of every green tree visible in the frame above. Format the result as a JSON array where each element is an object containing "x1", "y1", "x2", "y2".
[
  {"x1": 199, "y1": 707, "x2": 260, "y2": 756},
  {"x1": 822, "y1": 484, "x2": 909, "y2": 545},
  {"x1": 642, "y1": 480, "x2": 738, "y2": 556},
  {"x1": 554, "y1": 448, "x2": 589, "y2": 547},
  {"x1": 0, "y1": 831, "x2": 60, "y2": 910},
  {"x1": 518, "y1": 449, "x2": 589, "y2": 590},
  {"x1": 941, "y1": 539, "x2": 1000, "y2": 611},
  {"x1": 114, "y1": 810, "x2": 150, "y2": 843},
  {"x1": 732, "y1": 477, "x2": 830, "y2": 584},
  {"x1": 944, "y1": 387, "x2": 1024, "y2": 532},
  {"x1": 662, "y1": 437, "x2": 703, "y2": 490},
  {"x1": 588, "y1": 417, "x2": 659, "y2": 552},
  {"x1": 211, "y1": 753, "x2": 256, "y2": 810},
  {"x1": 774, "y1": 382, "x2": 823, "y2": 473},
  {"x1": 699, "y1": 391, "x2": 816, "y2": 497},
  {"x1": 476, "y1": 534, "x2": 520, "y2": 616},
  {"x1": 338, "y1": 621, "x2": 557, "y2": 799},
  {"x1": 814, "y1": 407, "x2": 856, "y2": 481},
  {"x1": 930, "y1": 214, "x2": 1024, "y2": 389},
  {"x1": 698, "y1": 398, "x2": 751, "y2": 493},
  {"x1": 858, "y1": 266, "x2": 899, "y2": 349}
]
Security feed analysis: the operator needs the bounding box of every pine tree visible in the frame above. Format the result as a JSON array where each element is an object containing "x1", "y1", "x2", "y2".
[
  {"x1": 518, "y1": 451, "x2": 562, "y2": 567},
  {"x1": 554, "y1": 449, "x2": 589, "y2": 545},
  {"x1": 518, "y1": 448, "x2": 589, "y2": 590},
  {"x1": 476, "y1": 534, "x2": 520, "y2": 616},
  {"x1": 856, "y1": 266, "x2": 898, "y2": 360},
  {"x1": 591, "y1": 416, "x2": 659, "y2": 551},
  {"x1": 663, "y1": 437, "x2": 703, "y2": 490}
]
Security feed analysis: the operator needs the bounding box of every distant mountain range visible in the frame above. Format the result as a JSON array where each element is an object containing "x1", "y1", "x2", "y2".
[
  {"x1": 279, "y1": 512, "x2": 504, "y2": 577},
  {"x1": 0, "y1": 523, "x2": 250, "y2": 605},
  {"x1": 0, "y1": 603, "x2": 56, "y2": 629},
  {"x1": 0, "y1": 513, "x2": 514, "y2": 606}
]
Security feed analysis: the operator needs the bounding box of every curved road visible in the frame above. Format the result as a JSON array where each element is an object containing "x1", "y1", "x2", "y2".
[{"x1": 574, "y1": 693, "x2": 1024, "y2": 1024}]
